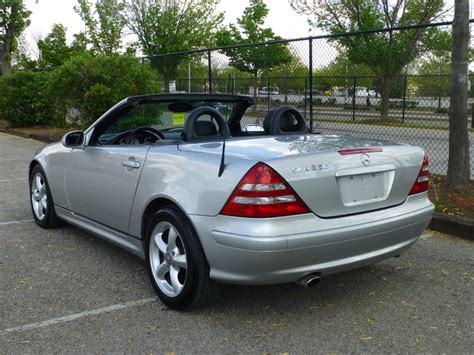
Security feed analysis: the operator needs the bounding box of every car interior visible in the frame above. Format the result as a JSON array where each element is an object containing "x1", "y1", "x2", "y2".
[{"x1": 92, "y1": 95, "x2": 309, "y2": 146}]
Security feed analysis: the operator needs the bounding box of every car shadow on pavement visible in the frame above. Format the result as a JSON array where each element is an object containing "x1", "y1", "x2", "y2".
[{"x1": 52, "y1": 224, "x2": 421, "y2": 314}]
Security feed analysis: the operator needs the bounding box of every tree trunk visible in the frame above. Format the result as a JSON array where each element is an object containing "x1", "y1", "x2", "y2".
[
  {"x1": 446, "y1": 0, "x2": 470, "y2": 188},
  {"x1": 379, "y1": 76, "x2": 393, "y2": 120},
  {"x1": 1, "y1": 27, "x2": 15, "y2": 76},
  {"x1": 163, "y1": 72, "x2": 170, "y2": 94}
]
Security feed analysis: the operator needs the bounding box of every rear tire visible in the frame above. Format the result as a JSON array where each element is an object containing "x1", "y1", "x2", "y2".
[
  {"x1": 29, "y1": 165, "x2": 63, "y2": 229},
  {"x1": 145, "y1": 206, "x2": 221, "y2": 310}
]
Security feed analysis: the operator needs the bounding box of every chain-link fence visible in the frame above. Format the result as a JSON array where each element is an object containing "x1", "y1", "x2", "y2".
[{"x1": 140, "y1": 21, "x2": 473, "y2": 178}]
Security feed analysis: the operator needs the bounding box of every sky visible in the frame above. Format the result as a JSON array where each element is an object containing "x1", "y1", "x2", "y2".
[
  {"x1": 23, "y1": 0, "x2": 316, "y2": 53},
  {"x1": 22, "y1": 0, "x2": 465, "y2": 67}
]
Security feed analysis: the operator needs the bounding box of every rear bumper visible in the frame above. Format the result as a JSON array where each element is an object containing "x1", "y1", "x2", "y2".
[{"x1": 189, "y1": 193, "x2": 434, "y2": 285}]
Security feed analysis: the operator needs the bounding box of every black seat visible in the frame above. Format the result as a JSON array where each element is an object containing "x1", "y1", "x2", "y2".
[
  {"x1": 265, "y1": 107, "x2": 309, "y2": 135},
  {"x1": 184, "y1": 106, "x2": 230, "y2": 141},
  {"x1": 262, "y1": 109, "x2": 277, "y2": 134},
  {"x1": 194, "y1": 120, "x2": 218, "y2": 136}
]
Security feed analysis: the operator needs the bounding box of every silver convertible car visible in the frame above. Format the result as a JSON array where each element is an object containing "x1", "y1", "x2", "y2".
[{"x1": 29, "y1": 94, "x2": 434, "y2": 310}]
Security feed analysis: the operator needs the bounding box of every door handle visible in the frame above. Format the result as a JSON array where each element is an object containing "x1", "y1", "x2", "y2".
[{"x1": 122, "y1": 160, "x2": 141, "y2": 169}]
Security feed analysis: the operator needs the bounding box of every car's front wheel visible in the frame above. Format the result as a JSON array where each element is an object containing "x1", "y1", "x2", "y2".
[
  {"x1": 145, "y1": 206, "x2": 220, "y2": 310},
  {"x1": 29, "y1": 165, "x2": 62, "y2": 228}
]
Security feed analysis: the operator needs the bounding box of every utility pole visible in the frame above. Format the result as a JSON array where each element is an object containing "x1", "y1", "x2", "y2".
[{"x1": 446, "y1": 0, "x2": 470, "y2": 188}]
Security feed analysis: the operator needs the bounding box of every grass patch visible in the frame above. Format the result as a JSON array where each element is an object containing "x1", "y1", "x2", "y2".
[{"x1": 317, "y1": 117, "x2": 474, "y2": 132}]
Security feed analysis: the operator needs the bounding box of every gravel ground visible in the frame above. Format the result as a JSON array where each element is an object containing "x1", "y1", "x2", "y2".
[{"x1": 0, "y1": 131, "x2": 473, "y2": 354}]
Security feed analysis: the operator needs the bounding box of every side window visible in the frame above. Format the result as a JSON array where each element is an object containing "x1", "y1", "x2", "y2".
[
  {"x1": 97, "y1": 103, "x2": 165, "y2": 145},
  {"x1": 95, "y1": 100, "x2": 236, "y2": 145}
]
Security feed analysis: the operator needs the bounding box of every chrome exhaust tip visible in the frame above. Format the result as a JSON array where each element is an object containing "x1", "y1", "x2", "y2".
[{"x1": 296, "y1": 274, "x2": 321, "y2": 288}]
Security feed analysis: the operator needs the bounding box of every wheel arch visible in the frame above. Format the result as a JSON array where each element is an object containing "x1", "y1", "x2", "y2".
[
  {"x1": 28, "y1": 159, "x2": 41, "y2": 178},
  {"x1": 141, "y1": 197, "x2": 187, "y2": 241}
]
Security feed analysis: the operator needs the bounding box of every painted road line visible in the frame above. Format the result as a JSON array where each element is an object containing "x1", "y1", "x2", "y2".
[
  {"x1": 1, "y1": 298, "x2": 157, "y2": 335},
  {"x1": 0, "y1": 219, "x2": 34, "y2": 226},
  {"x1": 0, "y1": 178, "x2": 27, "y2": 183}
]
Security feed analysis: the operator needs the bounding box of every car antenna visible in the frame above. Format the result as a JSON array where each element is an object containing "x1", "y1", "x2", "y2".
[{"x1": 218, "y1": 132, "x2": 226, "y2": 177}]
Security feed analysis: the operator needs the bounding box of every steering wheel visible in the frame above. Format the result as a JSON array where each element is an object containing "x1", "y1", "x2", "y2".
[
  {"x1": 123, "y1": 126, "x2": 165, "y2": 145},
  {"x1": 183, "y1": 106, "x2": 230, "y2": 141}
]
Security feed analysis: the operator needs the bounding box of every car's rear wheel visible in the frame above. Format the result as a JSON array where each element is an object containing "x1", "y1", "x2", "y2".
[
  {"x1": 145, "y1": 206, "x2": 221, "y2": 310},
  {"x1": 29, "y1": 165, "x2": 62, "y2": 228}
]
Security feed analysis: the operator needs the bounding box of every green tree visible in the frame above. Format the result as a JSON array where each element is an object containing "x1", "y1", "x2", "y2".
[
  {"x1": 175, "y1": 59, "x2": 209, "y2": 92},
  {"x1": 37, "y1": 24, "x2": 70, "y2": 67},
  {"x1": 0, "y1": 0, "x2": 31, "y2": 75},
  {"x1": 74, "y1": 0, "x2": 126, "y2": 55},
  {"x1": 213, "y1": 67, "x2": 253, "y2": 94},
  {"x1": 314, "y1": 53, "x2": 375, "y2": 93},
  {"x1": 216, "y1": 0, "x2": 292, "y2": 101},
  {"x1": 291, "y1": 0, "x2": 446, "y2": 119},
  {"x1": 70, "y1": 32, "x2": 90, "y2": 57},
  {"x1": 265, "y1": 50, "x2": 308, "y2": 93},
  {"x1": 123, "y1": 0, "x2": 223, "y2": 93},
  {"x1": 53, "y1": 54, "x2": 159, "y2": 124},
  {"x1": 37, "y1": 25, "x2": 90, "y2": 67},
  {"x1": 413, "y1": 57, "x2": 450, "y2": 104},
  {"x1": 412, "y1": 28, "x2": 451, "y2": 107}
]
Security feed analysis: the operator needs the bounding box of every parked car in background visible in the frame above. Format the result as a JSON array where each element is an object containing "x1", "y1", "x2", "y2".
[
  {"x1": 29, "y1": 94, "x2": 434, "y2": 310},
  {"x1": 259, "y1": 86, "x2": 280, "y2": 95}
]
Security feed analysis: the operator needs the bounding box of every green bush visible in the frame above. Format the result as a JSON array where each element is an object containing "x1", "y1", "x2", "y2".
[
  {"x1": 0, "y1": 55, "x2": 159, "y2": 128},
  {"x1": 51, "y1": 55, "x2": 159, "y2": 126},
  {"x1": 0, "y1": 70, "x2": 61, "y2": 127}
]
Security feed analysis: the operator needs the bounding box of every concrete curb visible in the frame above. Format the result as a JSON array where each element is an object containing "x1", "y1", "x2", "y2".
[
  {"x1": 429, "y1": 212, "x2": 473, "y2": 241},
  {"x1": 1, "y1": 128, "x2": 472, "y2": 241},
  {"x1": 0, "y1": 127, "x2": 59, "y2": 143}
]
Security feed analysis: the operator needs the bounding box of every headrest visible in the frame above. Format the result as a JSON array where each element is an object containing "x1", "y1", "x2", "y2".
[{"x1": 194, "y1": 120, "x2": 218, "y2": 136}]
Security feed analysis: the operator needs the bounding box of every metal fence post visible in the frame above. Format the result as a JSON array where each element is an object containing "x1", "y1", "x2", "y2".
[
  {"x1": 304, "y1": 77, "x2": 308, "y2": 118},
  {"x1": 207, "y1": 50, "x2": 212, "y2": 94},
  {"x1": 309, "y1": 38, "x2": 314, "y2": 132},
  {"x1": 352, "y1": 76, "x2": 356, "y2": 121},
  {"x1": 267, "y1": 76, "x2": 271, "y2": 111},
  {"x1": 402, "y1": 75, "x2": 407, "y2": 123}
]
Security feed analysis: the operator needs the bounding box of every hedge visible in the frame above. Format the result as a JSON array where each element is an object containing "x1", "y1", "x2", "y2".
[
  {"x1": 0, "y1": 55, "x2": 160, "y2": 128},
  {"x1": 0, "y1": 70, "x2": 61, "y2": 127}
]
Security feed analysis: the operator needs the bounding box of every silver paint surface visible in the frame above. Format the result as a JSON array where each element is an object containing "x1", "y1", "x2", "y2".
[{"x1": 31, "y1": 132, "x2": 434, "y2": 284}]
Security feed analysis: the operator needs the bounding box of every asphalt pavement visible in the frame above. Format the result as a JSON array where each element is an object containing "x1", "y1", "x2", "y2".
[{"x1": 1, "y1": 131, "x2": 473, "y2": 353}]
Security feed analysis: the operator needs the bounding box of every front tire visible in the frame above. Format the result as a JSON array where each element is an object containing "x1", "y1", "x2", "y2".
[
  {"x1": 29, "y1": 165, "x2": 62, "y2": 228},
  {"x1": 145, "y1": 206, "x2": 220, "y2": 310}
]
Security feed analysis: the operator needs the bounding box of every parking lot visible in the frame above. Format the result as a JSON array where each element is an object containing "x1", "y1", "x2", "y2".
[{"x1": 1, "y1": 131, "x2": 473, "y2": 353}]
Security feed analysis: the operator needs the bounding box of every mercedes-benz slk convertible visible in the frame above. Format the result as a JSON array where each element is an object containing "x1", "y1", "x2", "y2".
[{"x1": 29, "y1": 94, "x2": 434, "y2": 310}]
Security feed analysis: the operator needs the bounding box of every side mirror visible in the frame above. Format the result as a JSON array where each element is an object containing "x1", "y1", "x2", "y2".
[{"x1": 61, "y1": 130, "x2": 85, "y2": 148}]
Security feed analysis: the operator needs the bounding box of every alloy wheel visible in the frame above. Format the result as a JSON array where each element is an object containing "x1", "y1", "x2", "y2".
[
  {"x1": 31, "y1": 173, "x2": 48, "y2": 221},
  {"x1": 149, "y1": 221, "x2": 188, "y2": 297}
]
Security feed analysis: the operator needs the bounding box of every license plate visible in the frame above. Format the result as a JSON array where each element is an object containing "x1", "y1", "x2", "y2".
[{"x1": 337, "y1": 171, "x2": 391, "y2": 206}]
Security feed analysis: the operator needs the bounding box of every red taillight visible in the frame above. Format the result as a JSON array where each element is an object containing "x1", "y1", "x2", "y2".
[
  {"x1": 220, "y1": 162, "x2": 310, "y2": 218},
  {"x1": 409, "y1": 152, "x2": 429, "y2": 195}
]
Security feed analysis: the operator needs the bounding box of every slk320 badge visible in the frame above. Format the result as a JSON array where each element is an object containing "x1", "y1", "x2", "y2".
[{"x1": 292, "y1": 164, "x2": 332, "y2": 174}]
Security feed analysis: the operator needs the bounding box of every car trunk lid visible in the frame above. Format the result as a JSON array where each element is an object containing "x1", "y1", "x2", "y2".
[{"x1": 179, "y1": 134, "x2": 425, "y2": 217}]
